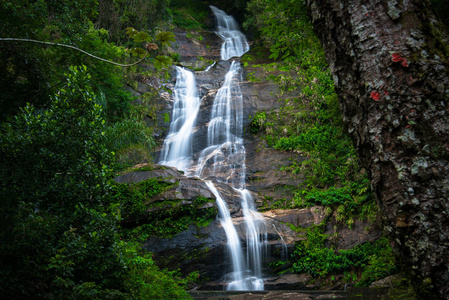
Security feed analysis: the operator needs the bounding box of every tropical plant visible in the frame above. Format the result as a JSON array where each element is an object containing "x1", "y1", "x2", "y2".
[{"x1": 0, "y1": 66, "x2": 127, "y2": 298}]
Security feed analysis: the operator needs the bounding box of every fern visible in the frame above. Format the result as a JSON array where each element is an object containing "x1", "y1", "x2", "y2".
[
  {"x1": 154, "y1": 55, "x2": 173, "y2": 70},
  {"x1": 155, "y1": 31, "x2": 176, "y2": 47}
]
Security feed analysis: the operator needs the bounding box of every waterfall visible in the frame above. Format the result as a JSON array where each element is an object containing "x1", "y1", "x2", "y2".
[
  {"x1": 210, "y1": 5, "x2": 249, "y2": 60},
  {"x1": 159, "y1": 66, "x2": 200, "y2": 173},
  {"x1": 205, "y1": 181, "x2": 246, "y2": 288},
  {"x1": 160, "y1": 5, "x2": 266, "y2": 291},
  {"x1": 195, "y1": 58, "x2": 266, "y2": 290},
  {"x1": 195, "y1": 60, "x2": 245, "y2": 188}
]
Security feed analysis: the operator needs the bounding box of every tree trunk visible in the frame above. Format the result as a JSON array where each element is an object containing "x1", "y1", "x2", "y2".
[{"x1": 306, "y1": 0, "x2": 449, "y2": 298}]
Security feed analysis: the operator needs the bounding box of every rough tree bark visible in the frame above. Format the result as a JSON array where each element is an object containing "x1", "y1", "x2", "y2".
[{"x1": 306, "y1": 0, "x2": 449, "y2": 299}]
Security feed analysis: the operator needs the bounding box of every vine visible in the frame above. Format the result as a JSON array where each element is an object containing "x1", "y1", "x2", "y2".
[{"x1": 0, "y1": 38, "x2": 148, "y2": 67}]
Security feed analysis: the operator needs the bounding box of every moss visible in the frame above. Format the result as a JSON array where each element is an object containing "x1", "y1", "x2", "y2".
[
  {"x1": 180, "y1": 245, "x2": 211, "y2": 262},
  {"x1": 121, "y1": 163, "x2": 168, "y2": 175}
]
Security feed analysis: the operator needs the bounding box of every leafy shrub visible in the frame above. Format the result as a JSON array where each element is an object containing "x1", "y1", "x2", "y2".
[
  {"x1": 291, "y1": 226, "x2": 397, "y2": 284},
  {"x1": 0, "y1": 66, "x2": 127, "y2": 298},
  {"x1": 123, "y1": 241, "x2": 192, "y2": 299},
  {"x1": 249, "y1": 111, "x2": 267, "y2": 133}
]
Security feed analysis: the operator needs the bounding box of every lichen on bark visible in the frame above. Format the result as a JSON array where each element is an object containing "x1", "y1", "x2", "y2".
[{"x1": 306, "y1": 0, "x2": 449, "y2": 298}]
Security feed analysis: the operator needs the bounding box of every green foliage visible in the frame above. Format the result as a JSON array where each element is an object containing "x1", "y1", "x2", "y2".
[
  {"x1": 127, "y1": 27, "x2": 152, "y2": 43},
  {"x1": 73, "y1": 25, "x2": 133, "y2": 122},
  {"x1": 0, "y1": 0, "x2": 199, "y2": 297},
  {"x1": 155, "y1": 31, "x2": 176, "y2": 48},
  {"x1": 128, "y1": 206, "x2": 217, "y2": 240},
  {"x1": 0, "y1": 64, "x2": 194, "y2": 298},
  {"x1": 169, "y1": 0, "x2": 211, "y2": 29},
  {"x1": 154, "y1": 55, "x2": 174, "y2": 70},
  {"x1": 121, "y1": 195, "x2": 218, "y2": 240},
  {"x1": 244, "y1": 0, "x2": 321, "y2": 64},
  {"x1": 249, "y1": 111, "x2": 267, "y2": 133},
  {"x1": 0, "y1": 1, "x2": 134, "y2": 123},
  {"x1": 245, "y1": 0, "x2": 375, "y2": 221},
  {"x1": 0, "y1": 66, "x2": 127, "y2": 298},
  {"x1": 123, "y1": 241, "x2": 192, "y2": 299},
  {"x1": 111, "y1": 177, "x2": 217, "y2": 240},
  {"x1": 357, "y1": 243, "x2": 398, "y2": 287},
  {"x1": 111, "y1": 178, "x2": 173, "y2": 219},
  {"x1": 105, "y1": 119, "x2": 156, "y2": 167},
  {"x1": 96, "y1": 0, "x2": 171, "y2": 43},
  {"x1": 291, "y1": 225, "x2": 397, "y2": 285},
  {"x1": 1, "y1": 0, "x2": 98, "y2": 38}
]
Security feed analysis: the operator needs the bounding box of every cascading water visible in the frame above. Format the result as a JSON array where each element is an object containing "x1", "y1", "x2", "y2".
[
  {"x1": 159, "y1": 66, "x2": 200, "y2": 173},
  {"x1": 210, "y1": 5, "x2": 250, "y2": 60},
  {"x1": 195, "y1": 57, "x2": 266, "y2": 290},
  {"x1": 205, "y1": 181, "x2": 246, "y2": 289},
  {"x1": 160, "y1": 6, "x2": 266, "y2": 291},
  {"x1": 195, "y1": 60, "x2": 246, "y2": 188}
]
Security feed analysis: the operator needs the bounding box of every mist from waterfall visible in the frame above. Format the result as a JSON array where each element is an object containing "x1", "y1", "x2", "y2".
[{"x1": 159, "y1": 5, "x2": 266, "y2": 291}]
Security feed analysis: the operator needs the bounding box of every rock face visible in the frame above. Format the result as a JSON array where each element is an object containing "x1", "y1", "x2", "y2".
[
  {"x1": 116, "y1": 164, "x2": 382, "y2": 289},
  {"x1": 142, "y1": 193, "x2": 327, "y2": 289},
  {"x1": 306, "y1": 0, "x2": 449, "y2": 298}
]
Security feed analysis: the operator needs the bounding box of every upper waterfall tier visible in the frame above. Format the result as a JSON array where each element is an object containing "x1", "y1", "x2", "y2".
[{"x1": 210, "y1": 5, "x2": 249, "y2": 60}]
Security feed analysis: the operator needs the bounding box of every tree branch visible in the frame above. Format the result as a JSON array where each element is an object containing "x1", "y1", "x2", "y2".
[{"x1": 0, "y1": 38, "x2": 148, "y2": 67}]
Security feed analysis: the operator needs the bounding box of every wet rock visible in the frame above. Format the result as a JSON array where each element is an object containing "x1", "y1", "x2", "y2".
[
  {"x1": 119, "y1": 165, "x2": 382, "y2": 289},
  {"x1": 172, "y1": 28, "x2": 222, "y2": 62},
  {"x1": 264, "y1": 274, "x2": 314, "y2": 290},
  {"x1": 143, "y1": 206, "x2": 330, "y2": 284},
  {"x1": 370, "y1": 274, "x2": 406, "y2": 288},
  {"x1": 325, "y1": 218, "x2": 382, "y2": 250},
  {"x1": 245, "y1": 142, "x2": 306, "y2": 204}
]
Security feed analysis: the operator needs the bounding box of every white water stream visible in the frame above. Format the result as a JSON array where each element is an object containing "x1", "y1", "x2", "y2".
[
  {"x1": 159, "y1": 66, "x2": 200, "y2": 173},
  {"x1": 210, "y1": 5, "x2": 250, "y2": 60},
  {"x1": 160, "y1": 6, "x2": 266, "y2": 291}
]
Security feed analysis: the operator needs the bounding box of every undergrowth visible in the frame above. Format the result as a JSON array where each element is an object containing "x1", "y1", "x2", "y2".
[
  {"x1": 290, "y1": 226, "x2": 397, "y2": 286},
  {"x1": 244, "y1": 0, "x2": 376, "y2": 224},
  {"x1": 169, "y1": 0, "x2": 211, "y2": 29},
  {"x1": 244, "y1": 0, "x2": 393, "y2": 286}
]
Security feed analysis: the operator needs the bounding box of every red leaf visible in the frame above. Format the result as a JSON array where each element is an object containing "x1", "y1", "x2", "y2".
[
  {"x1": 392, "y1": 53, "x2": 403, "y2": 62},
  {"x1": 370, "y1": 91, "x2": 380, "y2": 101}
]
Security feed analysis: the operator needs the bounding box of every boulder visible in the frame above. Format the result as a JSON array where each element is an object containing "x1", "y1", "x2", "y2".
[{"x1": 263, "y1": 274, "x2": 314, "y2": 290}]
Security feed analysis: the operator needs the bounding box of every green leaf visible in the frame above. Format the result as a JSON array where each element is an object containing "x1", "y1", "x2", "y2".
[
  {"x1": 130, "y1": 47, "x2": 147, "y2": 58},
  {"x1": 154, "y1": 55, "x2": 173, "y2": 70},
  {"x1": 126, "y1": 27, "x2": 138, "y2": 39},
  {"x1": 133, "y1": 31, "x2": 151, "y2": 43},
  {"x1": 155, "y1": 31, "x2": 176, "y2": 47}
]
